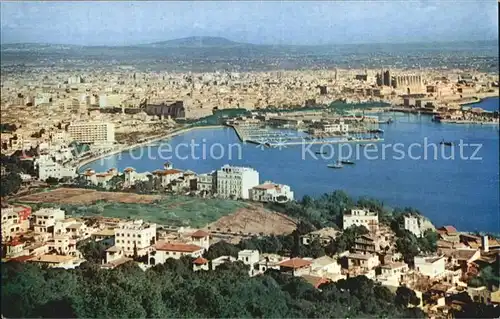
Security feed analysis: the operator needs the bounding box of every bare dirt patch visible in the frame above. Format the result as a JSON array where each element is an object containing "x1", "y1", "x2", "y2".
[
  {"x1": 16, "y1": 188, "x2": 161, "y2": 205},
  {"x1": 205, "y1": 203, "x2": 296, "y2": 243}
]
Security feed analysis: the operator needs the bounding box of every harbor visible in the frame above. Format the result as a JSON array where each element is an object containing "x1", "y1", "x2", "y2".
[{"x1": 231, "y1": 124, "x2": 382, "y2": 147}]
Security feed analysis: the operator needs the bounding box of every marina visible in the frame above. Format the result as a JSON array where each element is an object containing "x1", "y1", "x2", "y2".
[{"x1": 230, "y1": 124, "x2": 383, "y2": 147}]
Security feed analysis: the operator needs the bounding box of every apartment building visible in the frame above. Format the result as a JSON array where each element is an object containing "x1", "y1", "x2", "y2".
[
  {"x1": 114, "y1": 219, "x2": 157, "y2": 257},
  {"x1": 36, "y1": 154, "x2": 76, "y2": 181},
  {"x1": 32, "y1": 208, "x2": 66, "y2": 233},
  {"x1": 1, "y1": 207, "x2": 30, "y2": 240},
  {"x1": 67, "y1": 121, "x2": 115, "y2": 144},
  {"x1": 343, "y1": 208, "x2": 379, "y2": 232},
  {"x1": 250, "y1": 181, "x2": 294, "y2": 203},
  {"x1": 215, "y1": 164, "x2": 259, "y2": 199}
]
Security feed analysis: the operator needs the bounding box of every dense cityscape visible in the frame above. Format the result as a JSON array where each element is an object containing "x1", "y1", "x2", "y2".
[{"x1": 1, "y1": 1, "x2": 499, "y2": 319}]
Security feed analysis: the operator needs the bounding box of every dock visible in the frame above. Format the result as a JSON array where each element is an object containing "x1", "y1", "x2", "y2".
[{"x1": 261, "y1": 138, "x2": 384, "y2": 147}]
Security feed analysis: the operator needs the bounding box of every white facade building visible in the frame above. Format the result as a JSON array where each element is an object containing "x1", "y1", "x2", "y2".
[
  {"x1": 32, "y1": 208, "x2": 66, "y2": 233},
  {"x1": 250, "y1": 181, "x2": 294, "y2": 203},
  {"x1": 114, "y1": 219, "x2": 157, "y2": 257},
  {"x1": 215, "y1": 165, "x2": 259, "y2": 199},
  {"x1": 36, "y1": 154, "x2": 76, "y2": 181},
  {"x1": 343, "y1": 208, "x2": 379, "y2": 232},
  {"x1": 404, "y1": 216, "x2": 422, "y2": 238},
  {"x1": 414, "y1": 255, "x2": 446, "y2": 278},
  {"x1": 68, "y1": 121, "x2": 115, "y2": 144}
]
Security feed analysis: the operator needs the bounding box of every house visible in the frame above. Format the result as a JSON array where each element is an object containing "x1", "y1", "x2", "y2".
[
  {"x1": 343, "y1": 208, "x2": 379, "y2": 232},
  {"x1": 414, "y1": 255, "x2": 446, "y2": 278},
  {"x1": 301, "y1": 227, "x2": 339, "y2": 246},
  {"x1": 257, "y1": 254, "x2": 290, "y2": 273},
  {"x1": 249, "y1": 182, "x2": 294, "y2": 203},
  {"x1": 311, "y1": 256, "x2": 344, "y2": 281},
  {"x1": 376, "y1": 262, "x2": 410, "y2": 287},
  {"x1": 238, "y1": 250, "x2": 260, "y2": 266},
  {"x1": 437, "y1": 226, "x2": 460, "y2": 243},
  {"x1": 192, "y1": 257, "x2": 209, "y2": 272},
  {"x1": 123, "y1": 167, "x2": 151, "y2": 187},
  {"x1": 278, "y1": 258, "x2": 312, "y2": 276},
  {"x1": 148, "y1": 242, "x2": 204, "y2": 266},
  {"x1": 152, "y1": 163, "x2": 183, "y2": 188},
  {"x1": 1, "y1": 207, "x2": 30, "y2": 240},
  {"x1": 353, "y1": 234, "x2": 380, "y2": 254},
  {"x1": 32, "y1": 208, "x2": 65, "y2": 233},
  {"x1": 347, "y1": 253, "x2": 380, "y2": 271},
  {"x1": 189, "y1": 230, "x2": 210, "y2": 250}
]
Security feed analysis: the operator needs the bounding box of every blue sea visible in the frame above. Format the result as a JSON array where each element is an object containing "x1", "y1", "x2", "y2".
[{"x1": 82, "y1": 98, "x2": 500, "y2": 232}]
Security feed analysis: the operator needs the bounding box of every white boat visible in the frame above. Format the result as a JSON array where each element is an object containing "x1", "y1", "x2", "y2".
[{"x1": 327, "y1": 161, "x2": 344, "y2": 169}]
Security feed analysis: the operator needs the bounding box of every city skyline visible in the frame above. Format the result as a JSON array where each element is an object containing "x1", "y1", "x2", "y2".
[{"x1": 1, "y1": 1, "x2": 498, "y2": 46}]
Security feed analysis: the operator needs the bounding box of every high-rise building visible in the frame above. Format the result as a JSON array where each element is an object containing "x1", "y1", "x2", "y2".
[
  {"x1": 67, "y1": 121, "x2": 115, "y2": 144},
  {"x1": 215, "y1": 165, "x2": 259, "y2": 199}
]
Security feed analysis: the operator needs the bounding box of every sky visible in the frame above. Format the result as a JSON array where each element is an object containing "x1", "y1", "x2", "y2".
[{"x1": 1, "y1": 1, "x2": 498, "y2": 46}]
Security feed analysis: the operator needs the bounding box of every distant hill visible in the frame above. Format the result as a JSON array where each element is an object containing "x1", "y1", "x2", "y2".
[{"x1": 146, "y1": 36, "x2": 248, "y2": 48}]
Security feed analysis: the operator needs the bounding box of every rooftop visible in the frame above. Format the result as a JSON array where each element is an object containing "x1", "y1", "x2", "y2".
[
  {"x1": 279, "y1": 258, "x2": 312, "y2": 269},
  {"x1": 190, "y1": 230, "x2": 210, "y2": 238},
  {"x1": 155, "y1": 242, "x2": 203, "y2": 253}
]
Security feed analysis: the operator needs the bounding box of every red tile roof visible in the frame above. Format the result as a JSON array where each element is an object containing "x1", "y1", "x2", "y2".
[
  {"x1": 155, "y1": 242, "x2": 203, "y2": 253},
  {"x1": 279, "y1": 258, "x2": 312, "y2": 269},
  {"x1": 191, "y1": 230, "x2": 210, "y2": 238},
  {"x1": 301, "y1": 275, "x2": 331, "y2": 288},
  {"x1": 439, "y1": 225, "x2": 458, "y2": 234},
  {"x1": 193, "y1": 257, "x2": 209, "y2": 265}
]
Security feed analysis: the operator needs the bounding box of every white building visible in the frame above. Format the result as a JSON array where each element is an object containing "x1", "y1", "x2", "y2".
[
  {"x1": 311, "y1": 256, "x2": 344, "y2": 281},
  {"x1": 414, "y1": 255, "x2": 446, "y2": 278},
  {"x1": 1, "y1": 208, "x2": 29, "y2": 239},
  {"x1": 114, "y1": 219, "x2": 157, "y2": 257},
  {"x1": 32, "y1": 208, "x2": 66, "y2": 233},
  {"x1": 250, "y1": 181, "x2": 294, "y2": 203},
  {"x1": 36, "y1": 154, "x2": 76, "y2": 181},
  {"x1": 148, "y1": 242, "x2": 204, "y2": 266},
  {"x1": 68, "y1": 121, "x2": 115, "y2": 144},
  {"x1": 197, "y1": 172, "x2": 215, "y2": 193},
  {"x1": 123, "y1": 167, "x2": 151, "y2": 187},
  {"x1": 343, "y1": 208, "x2": 379, "y2": 232},
  {"x1": 404, "y1": 216, "x2": 422, "y2": 238},
  {"x1": 67, "y1": 75, "x2": 82, "y2": 85},
  {"x1": 322, "y1": 121, "x2": 349, "y2": 133},
  {"x1": 215, "y1": 165, "x2": 259, "y2": 199},
  {"x1": 237, "y1": 250, "x2": 261, "y2": 276},
  {"x1": 376, "y1": 262, "x2": 410, "y2": 287}
]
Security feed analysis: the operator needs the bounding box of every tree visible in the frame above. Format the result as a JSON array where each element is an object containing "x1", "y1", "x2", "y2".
[
  {"x1": 77, "y1": 239, "x2": 107, "y2": 264},
  {"x1": 0, "y1": 172, "x2": 22, "y2": 196},
  {"x1": 395, "y1": 286, "x2": 420, "y2": 308},
  {"x1": 204, "y1": 240, "x2": 239, "y2": 260}
]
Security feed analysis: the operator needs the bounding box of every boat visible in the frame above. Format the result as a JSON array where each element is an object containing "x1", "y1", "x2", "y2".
[
  {"x1": 327, "y1": 161, "x2": 344, "y2": 169},
  {"x1": 315, "y1": 151, "x2": 327, "y2": 155},
  {"x1": 340, "y1": 160, "x2": 355, "y2": 165}
]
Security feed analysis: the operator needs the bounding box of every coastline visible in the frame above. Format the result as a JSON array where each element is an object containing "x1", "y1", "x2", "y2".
[{"x1": 76, "y1": 125, "x2": 224, "y2": 171}]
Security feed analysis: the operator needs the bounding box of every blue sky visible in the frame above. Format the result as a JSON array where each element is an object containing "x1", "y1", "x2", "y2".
[{"x1": 1, "y1": 1, "x2": 498, "y2": 45}]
